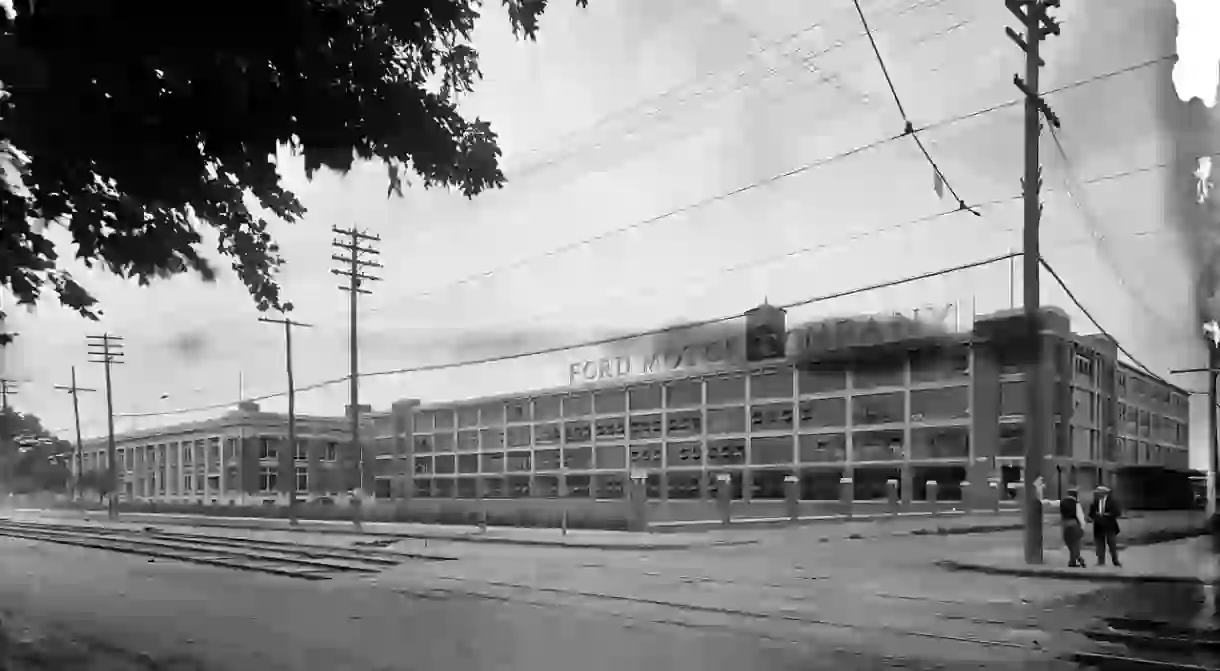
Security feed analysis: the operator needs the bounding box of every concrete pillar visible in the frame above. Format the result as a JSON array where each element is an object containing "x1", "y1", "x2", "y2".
[
  {"x1": 783, "y1": 475, "x2": 799, "y2": 523},
  {"x1": 839, "y1": 477, "x2": 853, "y2": 518},
  {"x1": 886, "y1": 479, "x2": 899, "y2": 519},
  {"x1": 628, "y1": 473, "x2": 648, "y2": 532},
  {"x1": 960, "y1": 481, "x2": 972, "y2": 513},
  {"x1": 716, "y1": 473, "x2": 732, "y2": 526},
  {"x1": 926, "y1": 480, "x2": 940, "y2": 516},
  {"x1": 988, "y1": 477, "x2": 1001, "y2": 513}
]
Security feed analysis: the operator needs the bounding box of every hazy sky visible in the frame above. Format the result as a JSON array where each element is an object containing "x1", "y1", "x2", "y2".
[{"x1": 4, "y1": 0, "x2": 1220, "y2": 469}]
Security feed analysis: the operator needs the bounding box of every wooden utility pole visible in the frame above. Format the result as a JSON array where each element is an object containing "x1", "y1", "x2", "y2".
[
  {"x1": 1007, "y1": 0, "x2": 1060, "y2": 565},
  {"x1": 1172, "y1": 346, "x2": 1220, "y2": 517},
  {"x1": 1, "y1": 378, "x2": 18, "y2": 497},
  {"x1": 54, "y1": 367, "x2": 96, "y2": 501},
  {"x1": 259, "y1": 311, "x2": 313, "y2": 526},
  {"x1": 86, "y1": 333, "x2": 124, "y2": 520},
  {"x1": 331, "y1": 227, "x2": 381, "y2": 498}
]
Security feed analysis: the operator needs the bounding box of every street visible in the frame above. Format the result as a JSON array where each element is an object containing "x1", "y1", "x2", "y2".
[{"x1": 2, "y1": 520, "x2": 1197, "y2": 670}]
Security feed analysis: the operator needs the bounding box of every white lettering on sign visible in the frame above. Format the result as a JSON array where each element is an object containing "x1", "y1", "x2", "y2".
[
  {"x1": 786, "y1": 304, "x2": 957, "y2": 357},
  {"x1": 568, "y1": 335, "x2": 745, "y2": 385}
]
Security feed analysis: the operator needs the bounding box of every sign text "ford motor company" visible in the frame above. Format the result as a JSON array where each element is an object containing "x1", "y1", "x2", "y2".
[{"x1": 568, "y1": 335, "x2": 746, "y2": 385}]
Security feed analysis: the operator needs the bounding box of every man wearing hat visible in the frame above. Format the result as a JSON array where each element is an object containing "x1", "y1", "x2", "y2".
[
  {"x1": 1059, "y1": 487, "x2": 1087, "y2": 568},
  {"x1": 1087, "y1": 485, "x2": 1123, "y2": 567}
]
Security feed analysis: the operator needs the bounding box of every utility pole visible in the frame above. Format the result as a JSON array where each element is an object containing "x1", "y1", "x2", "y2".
[
  {"x1": 87, "y1": 334, "x2": 124, "y2": 520},
  {"x1": 1, "y1": 377, "x2": 18, "y2": 498},
  {"x1": 1172, "y1": 329, "x2": 1220, "y2": 518},
  {"x1": 259, "y1": 309, "x2": 312, "y2": 526},
  {"x1": 331, "y1": 227, "x2": 381, "y2": 498},
  {"x1": 1007, "y1": 0, "x2": 1061, "y2": 565},
  {"x1": 54, "y1": 367, "x2": 96, "y2": 502}
]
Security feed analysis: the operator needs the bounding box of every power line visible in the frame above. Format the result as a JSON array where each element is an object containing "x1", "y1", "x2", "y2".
[
  {"x1": 1038, "y1": 256, "x2": 1167, "y2": 384},
  {"x1": 852, "y1": 0, "x2": 976, "y2": 215},
  {"x1": 374, "y1": 55, "x2": 1176, "y2": 312},
  {"x1": 115, "y1": 253, "x2": 1019, "y2": 419}
]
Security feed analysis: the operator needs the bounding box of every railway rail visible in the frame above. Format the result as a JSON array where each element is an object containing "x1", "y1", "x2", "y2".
[{"x1": 0, "y1": 518, "x2": 455, "y2": 581}]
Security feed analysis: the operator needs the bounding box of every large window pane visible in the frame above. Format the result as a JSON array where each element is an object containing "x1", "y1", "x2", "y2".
[
  {"x1": 595, "y1": 416, "x2": 627, "y2": 440},
  {"x1": 629, "y1": 414, "x2": 663, "y2": 440},
  {"x1": 852, "y1": 429, "x2": 904, "y2": 461},
  {"x1": 564, "y1": 421, "x2": 592, "y2": 444},
  {"x1": 593, "y1": 391, "x2": 626, "y2": 415},
  {"x1": 1000, "y1": 381, "x2": 1025, "y2": 417},
  {"x1": 798, "y1": 433, "x2": 846, "y2": 462},
  {"x1": 665, "y1": 441, "x2": 702, "y2": 466},
  {"x1": 853, "y1": 356, "x2": 905, "y2": 390},
  {"x1": 666, "y1": 380, "x2": 702, "y2": 408},
  {"x1": 435, "y1": 454, "x2": 456, "y2": 474},
  {"x1": 667, "y1": 409, "x2": 702, "y2": 438},
  {"x1": 910, "y1": 426, "x2": 969, "y2": 460},
  {"x1": 797, "y1": 363, "x2": 847, "y2": 395},
  {"x1": 751, "y1": 367, "x2": 794, "y2": 399},
  {"x1": 506, "y1": 425, "x2": 531, "y2": 448},
  {"x1": 563, "y1": 393, "x2": 592, "y2": 418},
  {"x1": 909, "y1": 386, "x2": 969, "y2": 422},
  {"x1": 910, "y1": 346, "x2": 969, "y2": 383},
  {"x1": 853, "y1": 466, "x2": 901, "y2": 500},
  {"x1": 535, "y1": 396, "x2": 561, "y2": 421},
  {"x1": 707, "y1": 406, "x2": 746, "y2": 434},
  {"x1": 629, "y1": 445, "x2": 662, "y2": 468},
  {"x1": 852, "y1": 392, "x2": 905, "y2": 426},
  {"x1": 595, "y1": 444, "x2": 626, "y2": 469},
  {"x1": 478, "y1": 403, "x2": 504, "y2": 427},
  {"x1": 751, "y1": 468, "x2": 794, "y2": 499},
  {"x1": 707, "y1": 374, "x2": 745, "y2": 405},
  {"x1": 628, "y1": 385, "x2": 662, "y2": 411},
  {"x1": 999, "y1": 422, "x2": 1024, "y2": 457},
  {"x1": 707, "y1": 438, "x2": 746, "y2": 466},
  {"x1": 535, "y1": 449, "x2": 561, "y2": 471},
  {"x1": 507, "y1": 399, "x2": 531, "y2": 423},
  {"x1": 798, "y1": 397, "x2": 846, "y2": 428},
  {"x1": 751, "y1": 403, "x2": 794, "y2": 431},
  {"x1": 798, "y1": 468, "x2": 843, "y2": 500},
  {"x1": 667, "y1": 471, "x2": 701, "y2": 499},
  {"x1": 750, "y1": 435, "x2": 794, "y2": 464},
  {"x1": 457, "y1": 407, "x2": 479, "y2": 428},
  {"x1": 535, "y1": 423, "x2": 560, "y2": 446},
  {"x1": 563, "y1": 446, "x2": 593, "y2": 470}
]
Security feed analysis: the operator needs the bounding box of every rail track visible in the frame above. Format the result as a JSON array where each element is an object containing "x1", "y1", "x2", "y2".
[{"x1": 0, "y1": 519, "x2": 455, "y2": 581}]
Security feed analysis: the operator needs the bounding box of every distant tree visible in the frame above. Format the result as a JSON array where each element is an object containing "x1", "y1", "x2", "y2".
[
  {"x1": 0, "y1": 0, "x2": 591, "y2": 341},
  {"x1": 0, "y1": 407, "x2": 71, "y2": 493},
  {"x1": 76, "y1": 469, "x2": 111, "y2": 503}
]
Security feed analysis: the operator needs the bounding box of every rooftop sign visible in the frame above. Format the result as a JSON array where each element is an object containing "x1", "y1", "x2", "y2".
[
  {"x1": 785, "y1": 304, "x2": 959, "y2": 358},
  {"x1": 567, "y1": 333, "x2": 746, "y2": 385}
]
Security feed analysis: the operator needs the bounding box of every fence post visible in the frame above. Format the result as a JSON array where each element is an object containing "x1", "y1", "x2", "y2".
[
  {"x1": 886, "y1": 479, "x2": 899, "y2": 520},
  {"x1": 926, "y1": 480, "x2": 940, "y2": 517},
  {"x1": 716, "y1": 473, "x2": 732, "y2": 526},
  {"x1": 783, "y1": 475, "x2": 799, "y2": 524},
  {"x1": 839, "y1": 477, "x2": 853, "y2": 519}
]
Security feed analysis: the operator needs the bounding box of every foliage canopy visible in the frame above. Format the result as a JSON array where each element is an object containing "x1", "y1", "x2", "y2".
[{"x1": 0, "y1": 0, "x2": 588, "y2": 341}]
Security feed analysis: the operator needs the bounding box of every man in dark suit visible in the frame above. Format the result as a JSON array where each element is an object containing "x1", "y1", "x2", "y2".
[
  {"x1": 1088, "y1": 485, "x2": 1122, "y2": 567},
  {"x1": 1059, "y1": 487, "x2": 1086, "y2": 568}
]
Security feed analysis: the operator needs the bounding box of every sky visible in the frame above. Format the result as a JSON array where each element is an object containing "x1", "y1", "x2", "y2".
[{"x1": 3, "y1": 0, "x2": 1220, "y2": 470}]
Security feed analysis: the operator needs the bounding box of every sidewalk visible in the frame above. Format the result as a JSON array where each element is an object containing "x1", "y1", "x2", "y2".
[{"x1": 939, "y1": 536, "x2": 1216, "y2": 584}]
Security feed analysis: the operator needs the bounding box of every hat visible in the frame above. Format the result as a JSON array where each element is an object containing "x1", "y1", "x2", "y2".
[{"x1": 1096, "y1": 485, "x2": 1111, "y2": 493}]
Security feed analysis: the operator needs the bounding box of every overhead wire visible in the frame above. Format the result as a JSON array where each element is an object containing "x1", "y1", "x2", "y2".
[
  {"x1": 116, "y1": 252, "x2": 1020, "y2": 419},
  {"x1": 852, "y1": 0, "x2": 976, "y2": 216},
  {"x1": 370, "y1": 54, "x2": 1176, "y2": 315}
]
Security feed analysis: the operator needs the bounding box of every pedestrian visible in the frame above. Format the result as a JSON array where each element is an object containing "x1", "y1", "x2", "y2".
[
  {"x1": 1059, "y1": 487, "x2": 1087, "y2": 568},
  {"x1": 1087, "y1": 485, "x2": 1122, "y2": 567}
]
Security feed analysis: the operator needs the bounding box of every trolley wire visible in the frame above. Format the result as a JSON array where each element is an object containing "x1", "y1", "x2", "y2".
[
  {"x1": 851, "y1": 0, "x2": 976, "y2": 215},
  {"x1": 115, "y1": 252, "x2": 1020, "y2": 418},
  {"x1": 373, "y1": 54, "x2": 1176, "y2": 313}
]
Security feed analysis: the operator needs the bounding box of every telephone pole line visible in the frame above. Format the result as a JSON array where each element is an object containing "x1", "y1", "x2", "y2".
[
  {"x1": 331, "y1": 226, "x2": 381, "y2": 497},
  {"x1": 87, "y1": 334, "x2": 124, "y2": 520},
  {"x1": 54, "y1": 367, "x2": 96, "y2": 501},
  {"x1": 1007, "y1": 0, "x2": 1061, "y2": 566},
  {"x1": 259, "y1": 311, "x2": 313, "y2": 525},
  {"x1": 1, "y1": 378, "x2": 18, "y2": 496}
]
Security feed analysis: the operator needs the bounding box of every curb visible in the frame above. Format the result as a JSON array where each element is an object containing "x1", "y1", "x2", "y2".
[{"x1": 934, "y1": 560, "x2": 1208, "y2": 585}]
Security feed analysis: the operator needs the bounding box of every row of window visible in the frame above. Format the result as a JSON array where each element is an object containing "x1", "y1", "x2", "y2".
[
  {"x1": 414, "y1": 353, "x2": 971, "y2": 431},
  {"x1": 410, "y1": 426, "x2": 971, "y2": 474},
  {"x1": 413, "y1": 387, "x2": 973, "y2": 452},
  {"x1": 84, "y1": 439, "x2": 341, "y2": 473},
  {"x1": 408, "y1": 465, "x2": 969, "y2": 501},
  {"x1": 122, "y1": 466, "x2": 315, "y2": 496}
]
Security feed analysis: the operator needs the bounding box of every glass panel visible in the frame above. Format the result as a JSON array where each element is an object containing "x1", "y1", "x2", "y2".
[
  {"x1": 629, "y1": 414, "x2": 663, "y2": 440},
  {"x1": 851, "y1": 392, "x2": 905, "y2": 426},
  {"x1": 593, "y1": 391, "x2": 626, "y2": 414},
  {"x1": 628, "y1": 385, "x2": 662, "y2": 411},
  {"x1": 505, "y1": 425, "x2": 531, "y2": 448},
  {"x1": 999, "y1": 422, "x2": 1024, "y2": 457},
  {"x1": 563, "y1": 446, "x2": 593, "y2": 470},
  {"x1": 457, "y1": 454, "x2": 478, "y2": 474},
  {"x1": 563, "y1": 393, "x2": 592, "y2": 418},
  {"x1": 629, "y1": 445, "x2": 662, "y2": 468},
  {"x1": 666, "y1": 410, "x2": 702, "y2": 438},
  {"x1": 909, "y1": 347, "x2": 969, "y2": 383},
  {"x1": 667, "y1": 471, "x2": 701, "y2": 499},
  {"x1": 457, "y1": 407, "x2": 479, "y2": 428},
  {"x1": 751, "y1": 367, "x2": 794, "y2": 399},
  {"x1": 909, "y1": 387, "x2": 969, "y2": 422},
  {"x1": 456, "y1": 430, "x2": 478, "y2": 452},
  {"x1": 750, "y1": 435, "x2": 794, "y2": 464},
  {"x1": 910, "y1": 426, "x2": 969, "y2": 459},
  {"x1": 565, "y1": 474, "x2": 591, "y2": 497},
  {"x1": 798, "y1": 397, "x2": 846, "y2": 428},
  {"x1": 707, "y1": 406, "x2": 746, "y2": 434},
  {"x1": 750, "y1": 403, "x2": 794, "y2": 431},
  {"x1": 594, "y1": 444, "x2": 626, "y2": 469},
  {"x1": 434, "y1": 410, "x2": 454, "y2": 429},
  {"x1": 706, "y1": 374, "x2": 745, "y2": 405},
  {"x1": 433, "y1": 433, "x2": 455, "y2": 452},
  {"x1": 480, "y1": 428, "x2": 504, "y2": 450},
  {"x1": 798, "y1": 433, "x2": 846, "y2": 462},
  {"x1": 853, "y1": 356, "x2": 906, "y2": 390},
  {"x1": 595, "y1": 473, "x2": 625, "y2": 499},
  {"x1": 535, "y1": 423, "x2": 561, "y2": 446},
  {"x1": 456, "y1": 477, "x2": 478, "y2": 498},
  {"x1": 535, "y1": 449, "x2": 561, "y2": 471},
  {"x1": 797, "y1": 363, "x2": 847, "y2": 394},
  {"x1": 535, "y1": 396, "x2": 562, "y2": 421},
  {"x1": 478, "y1": 403, "x2": 504, "y2": 427},
  {"x1": 412, "y1": 435, "x2": 434, "y2": 453},
  {"x1": 480, "y1": 452, "x2": 504, "y2": 472},
  {"x1": 534, "y1": 475, "x2": 560, "y2": 498},
  {"x1": 413, "y1": 479, "x2": 432, "y2": 497},
  {"x1": 853, "y1": 466, "x2": 901, "y2": 500},
  {"x1": 852, "y1": 429, "x2": 904, "y2": 461},
  {"x1": 707, "y1": 438, "x2": 746, "y2": 466},
  {"x1": 1000, "y1": 381, "x2": 1025, "y2": 417},
  {"x1": 594, "y1": 416, "x2": 627, "y2": 441},
  {"x1": 507, "y1": 399, "x2": 531, "y2": 423},
  {"x1": 665, "y1": 380, "x2": 702, "y2": 408},
  {"x1": 665, "y1": 441, "x2": 702, "y2": 466},
  {"x1": 911, "y1": 465, "x2": 966, "y2": 501},
  {"x1": 751, "y1": 468, "x2": 795, "y2": 499},
  {"x1": 435, "y1": 454, "x2": 456, "y2": 474},
  {"x1": 798, "y1": 467, "x2": 843, "y2": 500},
  {"x1": 413, "y1": 456, "x2": 432, "y2": 474},
  {"x1": 505, "y1": 451, "x2": 531, "y2": 472},
  {"x1": 564, "y1": 421, "x2": 592, "y2": 444}
]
